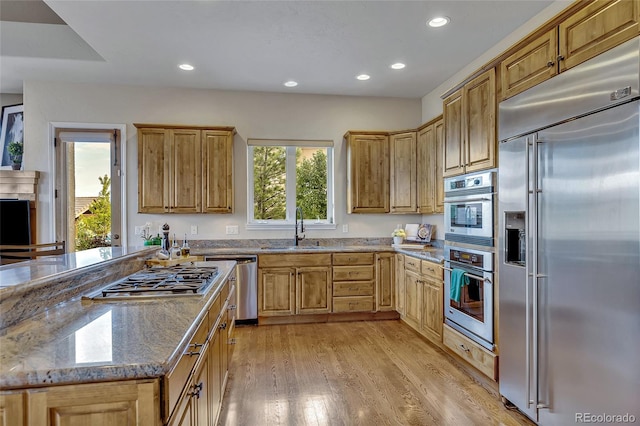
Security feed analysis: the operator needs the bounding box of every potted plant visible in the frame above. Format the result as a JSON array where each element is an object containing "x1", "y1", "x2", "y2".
[
  {"x1": 391, "y1": 227, "x2": 406, "y2": 245},
  {"x1": 7, "y1": 141, "x2": 23, "y2": 170}
]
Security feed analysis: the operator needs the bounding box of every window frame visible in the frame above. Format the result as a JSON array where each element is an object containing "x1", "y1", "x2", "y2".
[{"x1": 246, "y1": 142, "x2": 335, "y2": 230}]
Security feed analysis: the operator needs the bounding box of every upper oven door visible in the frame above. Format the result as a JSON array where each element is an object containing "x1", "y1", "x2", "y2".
[{"x1": 444, "y1": 193, "x2": 493, "y2": 239}]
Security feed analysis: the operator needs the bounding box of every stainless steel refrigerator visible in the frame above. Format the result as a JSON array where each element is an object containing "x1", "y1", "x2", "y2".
[{"x1": 498, "y1": 36, "x2": 640, "y2": 425}]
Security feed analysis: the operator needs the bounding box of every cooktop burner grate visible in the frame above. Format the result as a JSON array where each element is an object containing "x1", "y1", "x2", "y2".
[{"x1": 96, "y1": 265, "x2": 219, "y2": 298}]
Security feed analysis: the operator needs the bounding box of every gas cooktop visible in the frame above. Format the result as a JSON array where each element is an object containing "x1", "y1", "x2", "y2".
[{"x1": 87, "y1": 265, "x2": 219, "y2": 300}]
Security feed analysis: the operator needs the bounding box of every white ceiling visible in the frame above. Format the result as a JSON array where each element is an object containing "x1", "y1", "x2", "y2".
[{"x1": 1, "y1": 0, "x2": 559, "y2": 98}]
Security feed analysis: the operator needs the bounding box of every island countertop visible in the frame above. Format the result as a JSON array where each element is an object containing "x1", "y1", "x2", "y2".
[{"x1": 0, "y1": 260, "x2": 235, "y2": 390}]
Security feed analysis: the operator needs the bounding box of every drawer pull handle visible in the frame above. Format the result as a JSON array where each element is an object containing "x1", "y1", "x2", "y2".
[
  {"x1": 229, "y1": 338, "x2": 237, "y2": 345},
  {"x1": 459, "y1": 344, "x2": 471, "y2": 353},
  {"x1": 184, "y1": 351, "x2": 201, "y2": 357},
  {"x1": 229, "y1": 276, "x2": 237, "y2": 281},
  {"x1": 228, "y1": 304, "x2": 237, "y2": 310},
  {"x1": 191, "y1": 342, "x2": 204, "y2": 349},
  {"x1": 220, "y1": 322, "x2": 227, "y2": 330}
]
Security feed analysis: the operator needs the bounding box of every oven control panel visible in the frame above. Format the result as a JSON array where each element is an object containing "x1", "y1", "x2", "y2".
[{"x1": 449, "y1": 249, "x2": 483, "y2": 267}]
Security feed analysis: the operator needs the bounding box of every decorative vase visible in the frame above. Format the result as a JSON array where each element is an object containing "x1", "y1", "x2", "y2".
[
  {"x1": 393, "y1": 236, "x2": 403, "y2": 245},
  {"x1": 10, "y1": 155, "x2": 22, "y2": 170}
]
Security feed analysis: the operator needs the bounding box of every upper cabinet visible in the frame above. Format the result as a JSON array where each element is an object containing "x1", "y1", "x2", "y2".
[
  {"x1": 443, "y1": 68, "x2": 496, "y2": 178},
  {"x1": 345, "y1": 131, "x2": 390, "y2": 213},
  {"x1": 135, "y1": 124, "x2": 235, "y2": 214},
  {"x1": 501, "y1": 0, "x2": 639, "y2": 100},
  {"x1": 417, "y1": 116, "x2": 444, "y2": 214},
  {"x1": 389, "y1": 131, "x2": 417, "y2": 213}
]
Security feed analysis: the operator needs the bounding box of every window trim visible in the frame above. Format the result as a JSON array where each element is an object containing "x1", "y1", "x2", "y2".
[{"x1": 246, "y1": 142, "x2": 335, "y2": 230}]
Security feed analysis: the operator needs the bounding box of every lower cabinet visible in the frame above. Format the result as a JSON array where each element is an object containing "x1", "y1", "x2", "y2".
[
  {"x1": 2, "y1": 380, "x2": 161, "y2": 426},
  {"x1": 400, "y1": 256, "x2": 444, "y2": 346},
  {"x1": 297, "y1": 267, "x2": 332, "y2": 314},
  {"x1": 395, "y1": 254, "x2": 405, "y2": 316},
  {"x1": 375, "y1": 253, "x2": 395, "y2": 311},
  {"x1": 258, "y1": 268, "x2": 296, "y2": 316}
]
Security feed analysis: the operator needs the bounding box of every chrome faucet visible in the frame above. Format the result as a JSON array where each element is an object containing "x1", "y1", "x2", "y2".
[{"x1": 294, "y1": 207, "x2": 305, "y2": 246}]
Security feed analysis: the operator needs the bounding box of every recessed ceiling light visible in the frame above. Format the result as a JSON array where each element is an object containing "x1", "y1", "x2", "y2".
[
  {"x1": 356, "y1": 74, "x2": 370, "y2": 81},
  {"x1": 428, "y1": 17, "x2": 450, "y2": 28},
  {"x1": 284, "y1": 80, "x2": 298, "y2": 87},
  {"x1": 390, "y1": 63, "x2": 406, "y2": 70},
  {"x1": 178, "y1": 64, "x2": 194, "y2": 71}
]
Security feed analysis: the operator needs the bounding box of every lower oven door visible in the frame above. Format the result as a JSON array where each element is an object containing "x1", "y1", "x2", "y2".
[{"x1": 444, "y1": 260, "x2": 494, "y2": 349}]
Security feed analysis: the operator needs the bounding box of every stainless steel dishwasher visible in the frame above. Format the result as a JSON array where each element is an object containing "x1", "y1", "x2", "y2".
[{"x1": 204, "y1": 255, "x2": 257, "y2": 325}]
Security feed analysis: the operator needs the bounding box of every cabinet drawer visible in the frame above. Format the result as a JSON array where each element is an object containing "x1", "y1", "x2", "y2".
[
  {"x1": 333, "y1": 265, "x2": 374, "y2": 281},
  {"x1": 259, "y1": 253, "x2": 331, "y2": 267},
  {"x1": 332, "y1": 296, "x2": 374, "y2": 313},
  {"x1": 404, "y1": 256, "x2": 421, "y2": 273},
  {"x1": 421, "y1": 260, "x2": 443, "y2": 280},
  {"x1": 332, "y1": 252, "x2": 374, "y2": 265},
  {"x1": 333, "y1": 281, "x2": 374, "y2": 297},
  {"x1": 165, "y1": 313, "x2": 209, "y2": 418},
  {"x1": 443, "y1": 324, "x2": 497, "y2": 381}
]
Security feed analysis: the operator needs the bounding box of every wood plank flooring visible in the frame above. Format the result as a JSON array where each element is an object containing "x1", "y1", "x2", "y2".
[{"x1": 218, "y1": 320, "x2": 532, "y2": 426}]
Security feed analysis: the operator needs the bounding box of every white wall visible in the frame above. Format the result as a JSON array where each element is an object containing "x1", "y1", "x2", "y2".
[
  {"x1": 24, "y1": 81, "x2": 423, "y2": 244},
  {"x1": 0, "y1": 94, "x2": 23, "y2": 108},
  {"x1": 420, "y1": 0, "x2": 571, "y2": 240}
]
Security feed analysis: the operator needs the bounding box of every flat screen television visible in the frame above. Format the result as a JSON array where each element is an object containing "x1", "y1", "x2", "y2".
[{"x1": 0, "y1": 199, "x2": 31, "y2": 245}]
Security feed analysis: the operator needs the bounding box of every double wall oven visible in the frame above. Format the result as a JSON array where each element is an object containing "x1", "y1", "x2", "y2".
[{"x1": 443, "y1": 171, "x2": 496, "y2": 350}]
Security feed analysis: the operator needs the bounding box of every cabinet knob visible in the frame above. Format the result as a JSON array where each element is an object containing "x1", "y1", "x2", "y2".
[
  {"x1": 459, "y1": 344, "x2": 471, "y2": 353},
  {"x1": 219, "y1": 322, "x2": 227, "y2": 330},
  {"x1": 546, "y1": 61, "x2": 555, "y2": 67},
  {"x1": 557, "y1": 55, "x2": 565, "y2": 62}
]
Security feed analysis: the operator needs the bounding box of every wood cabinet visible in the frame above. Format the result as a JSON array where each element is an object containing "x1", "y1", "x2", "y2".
[
  {"x1": 417, "y1": 116, "x2": 444, "y2": 214},
  {"x1": 345, "y1": 131, "x2": 390, "y2": 213},
  {"x1": 297, "y1": 267, "x2": 332, "y2": 314},
  {"x1": 258, "y1": 268, "x2": 296, "y2": 316},
  {"x1": 26, "y1": 379, "x2": 160, "y2": 426},
  {"x1": 259, "y1": 254, "x2": 332, "y2": 316},
  {"x1": 443, "y1": 69, "x2": 496, "y2": 177},
  {"x1": 395, "y1": 254, "x2": 405, "y2": 316},
  {"x1": 389, "y1": 131, "x2": 417, "y2": 213},
  {"x1": 375, "y1": 252, "x2": 395, "y2": 311},
  {"x1": 400, "y1": 255, "x2": 444, "y2": 346},
  {"x1": 135, "y1": 124, "x2": 235, "y2": 214},
  {"x1": 443, "y1": 324, "x2": 498, "y2": 381},
  {"x1": 332, "y1": 252, "x2": 375, "y2": 313},
  {"x1": 0, "y1": 392, "x2": 25, "y2": 426},
  {"x1": 501, "y1": 0, "x2": 639, "y2": 100}
]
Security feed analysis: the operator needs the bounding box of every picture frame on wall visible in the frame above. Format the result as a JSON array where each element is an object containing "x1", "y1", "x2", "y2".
[{"x1": 0, "y1": 104, "x2": 24, "y2": 170}]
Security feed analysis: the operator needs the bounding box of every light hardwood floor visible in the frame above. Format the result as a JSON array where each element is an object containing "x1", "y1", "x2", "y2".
[{"x1": 218, "y1": 320, "x2": 532, "y2": 426}]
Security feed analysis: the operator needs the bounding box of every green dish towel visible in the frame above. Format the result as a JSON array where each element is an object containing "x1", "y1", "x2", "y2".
[{"x1": 450, "y1": 268, "x2": 469, "y2": 303}]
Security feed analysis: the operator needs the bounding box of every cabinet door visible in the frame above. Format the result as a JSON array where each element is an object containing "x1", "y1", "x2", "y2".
[
  {"x1": 192, "y1": 348, "x2": 209, "y2": 426},
  {"x1": 202, "y1": 130, "x2": 233, "y2": 213},
  {"x1": 434, "y1": 118, "x2": 445, "y2": 213},
  {"x1": 28, "y1": 380, "x2": 160, "y2": 426},
  {"x1": 208, "y1": 327, "x2": 222, "y2": 426},
  {"x1": 259, "y1": 268, "x2": 296, "y2": 316},
  {"x1": 0, "y1": 392, "x2": 25, "y2": 426},
  {"x1": 395, "y1": 254, "x2": 405, "y2": 316},
  {"x1": 346, "y1": 133, "x2": 390, "y2": 213},
  {"x1": 297, "y1": 267, "x2": 331, "y2": 314},
  {"x1": 464, "y1": 68, "x2": 496, "y2": 173},
  {"x1": 375, "y1": 253, "x2": 395, "y2": 311},
  {"x1": 138, "y1": 128, "x2": 169, "y2": 213},
  {"x1": 417, "y1": 125, "x2": 435, "y2": 214},
  {"x1": 169, "y1": 129, "x2": 202, "y2": 213},
  {"x1": 389, "y1": 132, "x2": 417, "y2": 213},
  {"x1": 443, "y1": 89, "x2": 465, "y2": 177},
  {"x1": 421, "y1": 278, "x2": 444, "y2": 343},
  {"x1": 404, "y1": 270, "x2": 422, "y2": 329},
  {"x1": 169, "y1": 390, "x2": 195, "y2": 426},
  {"x1": 559, "y1": 0, "x2": 640, "y2": 72},
  {"x1": 500, "y1": 28, "x2": 558, "y2": 100}
]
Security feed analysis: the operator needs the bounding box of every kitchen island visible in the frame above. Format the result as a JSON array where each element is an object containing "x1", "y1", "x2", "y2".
[{"x1": 0, "y1": 247, "x2": 237, "y2": 425}]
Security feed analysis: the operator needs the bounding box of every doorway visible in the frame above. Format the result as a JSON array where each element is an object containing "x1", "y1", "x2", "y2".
[{"x1": 53, "y1": 124, "x2": 126, "y2": 251}]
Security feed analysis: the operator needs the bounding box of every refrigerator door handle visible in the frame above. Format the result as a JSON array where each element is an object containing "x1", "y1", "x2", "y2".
[
  {"x1": 532, "y1": 134, "x2": 541, "y2": 412},
  {"x1": 525, "y1": 136, "x2": 532, "y2": 409}
]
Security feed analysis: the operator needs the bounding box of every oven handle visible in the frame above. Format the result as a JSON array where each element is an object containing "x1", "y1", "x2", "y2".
[
  {"x1": 443, "y1": 267, "x2": 492, "y2": 283},
  {"x1": 443, "y1": 196, "x2": 492, "y2": 204}
]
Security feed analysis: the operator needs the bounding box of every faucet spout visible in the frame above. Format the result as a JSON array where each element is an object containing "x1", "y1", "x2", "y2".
[{"x1": 295, "y1": 207, "x2": 305, "y2": 246}]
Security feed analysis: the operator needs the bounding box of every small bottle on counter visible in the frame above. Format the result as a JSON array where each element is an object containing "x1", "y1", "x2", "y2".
[
  {"x1": 170, "y1": 234, "x2": 182, "y2": 259},
  {"x1": 181, "y1": 233, "x2": 190, "y2": 258}
]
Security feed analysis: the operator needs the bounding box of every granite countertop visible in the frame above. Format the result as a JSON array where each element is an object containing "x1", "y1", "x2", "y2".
[
  {"x1": 191, "y1": 244, "x2": 444, "y2": 264},
  {"x1": 0, "y1": 260, "x2": 235, "y2": 389}
]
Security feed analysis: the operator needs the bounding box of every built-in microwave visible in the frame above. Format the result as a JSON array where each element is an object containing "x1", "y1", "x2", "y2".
[{"x1": 443, "y1": 171, "x2": 495, "y2": 247}]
